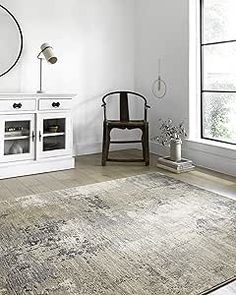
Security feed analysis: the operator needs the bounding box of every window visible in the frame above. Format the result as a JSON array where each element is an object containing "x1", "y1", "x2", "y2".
[{"x1": 200, "y1": 0, "x2": 236, "y2": 145}]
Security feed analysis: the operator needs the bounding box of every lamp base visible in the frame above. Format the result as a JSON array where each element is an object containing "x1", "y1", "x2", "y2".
[{"x1": 37, "y1": 90, "x2": 45, "y2": 93}]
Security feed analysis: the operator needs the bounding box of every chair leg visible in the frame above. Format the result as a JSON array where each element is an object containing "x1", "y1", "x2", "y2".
[
  {"x1": 102, "y1": 124, "x2": 111, "y2": 166},
  {"x1": 142, "y1": 132, "x2": 145, "y2": 161},
  {"x1": 102, "y1": 123, "x2": 108, "y2": 166},
  {"x1": 105, "y1": 127, "x2": 111, "y2": 162},
  {"x1": 143, "y1": 124, "x2": 150, "y2": 166}
]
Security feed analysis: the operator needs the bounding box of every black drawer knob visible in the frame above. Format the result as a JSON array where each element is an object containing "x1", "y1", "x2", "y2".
[
  {"x1": 13, "y1": 103, "x2": 22, "y2": 109},
  {"x1": 52, "y1": 102, "x2": 60, "y2": 108}
]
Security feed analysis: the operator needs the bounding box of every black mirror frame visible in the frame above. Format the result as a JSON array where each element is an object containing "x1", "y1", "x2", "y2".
[{"x1": 0, "y1": 5, "x2": 23, "y2": 78}]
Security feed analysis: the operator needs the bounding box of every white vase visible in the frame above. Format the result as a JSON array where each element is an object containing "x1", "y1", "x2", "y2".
[{"x1": 170, "y1": 138, "x2": 182, "y2": 162}]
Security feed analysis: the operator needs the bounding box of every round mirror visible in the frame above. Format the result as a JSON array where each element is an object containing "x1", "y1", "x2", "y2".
[{"x1": 0, "y1": 5, "x2": 23, "y2": 77}]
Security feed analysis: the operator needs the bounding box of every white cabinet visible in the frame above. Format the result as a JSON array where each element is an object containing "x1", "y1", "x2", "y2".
[{"x1": 0, "y1": 93, "x2": 76, "y2": 179}]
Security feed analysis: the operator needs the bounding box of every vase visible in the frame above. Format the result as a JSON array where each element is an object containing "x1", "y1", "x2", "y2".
[{"x1": 170, "y1": 138, "x2": 182, "y2": 162}]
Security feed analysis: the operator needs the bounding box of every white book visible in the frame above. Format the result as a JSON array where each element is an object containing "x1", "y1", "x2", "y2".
[
  {"x1": 158, "y1": 157, "x2": 194, "y2": 169},
  {"x1": 156, "y1": 163, "x2": 195, "y2": 174}
]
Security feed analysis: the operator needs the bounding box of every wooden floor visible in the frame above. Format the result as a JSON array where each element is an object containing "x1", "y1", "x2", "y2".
[
  {"x1": 0, "y1": 149, "x2": 235, "y2": 202},
  {"x1": 207, "y1": 280, "x2": 236, "y2": 295},
  {"x1": 0, "y1": 149, "x2": 235, "y2": 294}
]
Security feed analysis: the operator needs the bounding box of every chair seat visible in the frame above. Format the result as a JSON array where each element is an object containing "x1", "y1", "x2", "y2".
[{"x1": 106, "y1": 120, "x2": 146, "y2": 127}]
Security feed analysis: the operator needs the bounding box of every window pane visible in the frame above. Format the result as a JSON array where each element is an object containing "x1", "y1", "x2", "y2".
[
  {"x1": 203, "y1": 42, "x2": 236, "y2": 90},
  {"x1": 202, "y1": 93, "x2": 236, "y2": 144},
  {"x1": 203, "y1": 0, "x2": 236, "y2": 43}
]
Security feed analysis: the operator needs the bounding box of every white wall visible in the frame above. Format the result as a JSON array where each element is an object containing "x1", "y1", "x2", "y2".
[
  {"x1": 0, "y1": 13, "x2": 20, "y2": 75},
  {"x1": 1, "y1": 0, "x2": 235, "y2": 175},
  {"x1": 0, "y1": 0, "x2": 136, "y2": 155},
  {"x1": 135, "y1": 0, "x2": 189, "y2": 128},
  {"x1": 134, "y1": 0, "x2": 236, "y2": 176}
]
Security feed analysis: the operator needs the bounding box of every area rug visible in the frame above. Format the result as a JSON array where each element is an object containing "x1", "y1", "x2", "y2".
[{"x1": 0, "y1": 173, "x2": 235, "y2": 295}]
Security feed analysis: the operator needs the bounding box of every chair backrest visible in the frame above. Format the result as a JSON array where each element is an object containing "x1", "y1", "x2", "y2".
[{"x1": 102, "y1": 91, "x2": 150, "y2": 122}]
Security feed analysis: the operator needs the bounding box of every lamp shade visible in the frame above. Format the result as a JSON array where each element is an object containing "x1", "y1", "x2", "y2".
[{"x1": 40, "y1": 43, "x2": 57, "y2": 64}]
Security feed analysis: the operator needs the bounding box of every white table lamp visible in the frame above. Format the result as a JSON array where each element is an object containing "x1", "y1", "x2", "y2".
[{"x1": 37, "y1": 43, "x2": 57, "y2": 93}]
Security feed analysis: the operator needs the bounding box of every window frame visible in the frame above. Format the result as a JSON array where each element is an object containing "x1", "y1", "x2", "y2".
[{"x1": 200, "y1": 0, "x2": 236, "y2": 146}]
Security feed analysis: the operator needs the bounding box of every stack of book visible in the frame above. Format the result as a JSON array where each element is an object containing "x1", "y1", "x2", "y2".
[{"x1": 156, "y1": 157, "x2": 195, "y2": 173}]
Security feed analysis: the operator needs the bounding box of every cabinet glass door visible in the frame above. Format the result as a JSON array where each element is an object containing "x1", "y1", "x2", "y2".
[
  {"x1": 37, "y1": 113, "x2": 72, "y2": 158},
  {"x1": 0, "y1": 114, "x2": 35, "y2": 162}
]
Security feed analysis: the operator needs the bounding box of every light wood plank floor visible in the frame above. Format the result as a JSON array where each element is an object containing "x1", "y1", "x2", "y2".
[
  {"x1": 204, "y1": 281, "x2": 236, "y2": 295},
  {"x1": 0, "y1": 149, "x2": 235, "y2": 294},
  {"x1": 210, "y1": 281, "x2": 236, "y2": 295},
  {"x1": 0, "y1": 149, "x2": 235, "y2": 201}
]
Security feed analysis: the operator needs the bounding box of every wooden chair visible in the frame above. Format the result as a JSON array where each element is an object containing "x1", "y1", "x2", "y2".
[{"x1": 101, "y1": 91, "x2": 150, "y2": 166}]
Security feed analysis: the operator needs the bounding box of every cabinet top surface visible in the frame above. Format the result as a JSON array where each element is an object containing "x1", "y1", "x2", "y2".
[{"x1": 0, "y1": 93, "x2": 77, "y2": 99}]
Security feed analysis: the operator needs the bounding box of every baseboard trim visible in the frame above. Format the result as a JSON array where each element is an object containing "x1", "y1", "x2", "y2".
[
  {"x1": 74, "y1": 142, "x2": 141, "y2": 156},
  {"x1": 74, "y1": 141, "x2": 236, "y2": 177},
  {"x1": 150, "y1": 141, "x2": 236, "y2": 177}
]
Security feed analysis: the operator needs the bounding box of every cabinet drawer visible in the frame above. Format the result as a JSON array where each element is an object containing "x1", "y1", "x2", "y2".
[
  {"x1": 0, "y1": 100, "x2": 36, "y2": 112},
  {"x1": 39, "y1": 99, "x2": 72, "y2": 111}
]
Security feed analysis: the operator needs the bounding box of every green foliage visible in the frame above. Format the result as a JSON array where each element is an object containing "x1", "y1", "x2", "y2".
[
  {"x1": 204, "y1": 82, "x2": 233, "y2": 139},
  {"x1": 152, "y1": 119, "x2": 187, "y2": 146},
  {"x1": 203, "y1": 3, "x2": 236, "y2": 143},
  {"x1": 204, "y1": 95, "x2": 230, "y2": 138}
]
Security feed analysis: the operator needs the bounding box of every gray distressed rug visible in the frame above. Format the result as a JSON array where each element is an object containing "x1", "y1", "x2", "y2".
[{"x1": 0, "y1": 173, "x2": 235, "y2": 295}]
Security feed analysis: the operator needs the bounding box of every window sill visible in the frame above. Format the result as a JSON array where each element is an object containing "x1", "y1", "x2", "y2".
[
  {"x1": 184, "y1": 138, "x2": 236, "y2": 162},
  {"x1": 182, "y1": 138, "x2": 236, "y2": 176},
  {"x1": 186, "y1": 138, "x2": 236, "y2": 151}
]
